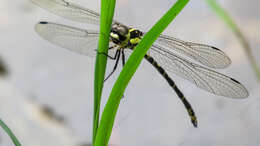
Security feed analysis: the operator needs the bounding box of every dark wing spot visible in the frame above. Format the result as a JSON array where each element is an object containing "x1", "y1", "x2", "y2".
[
  {"x1": 211, "y1": 46, "x2": 221, "y2": 51},
  {"x1": 230, "y1": 78, "x2": 241, "y2": 84}
]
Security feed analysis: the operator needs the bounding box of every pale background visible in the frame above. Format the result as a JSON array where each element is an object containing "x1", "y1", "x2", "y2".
[{"x1": 0, "y1": 0, "x2": 260, "y2": 146}]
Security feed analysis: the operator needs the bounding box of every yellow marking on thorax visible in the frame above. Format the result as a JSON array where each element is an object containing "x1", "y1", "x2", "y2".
[
  {"x1": 130, "y1": 38, "x2": 141, "y2": 44},
  {"x1": 129, "y1": 28, "x2": 136, "y2": 32},
  {"x1": 119, "y1": 31, "x2": 130, "y2": 48},
  {"x1": 129, "y1": 28, "x2": 141, "y2": 45}
]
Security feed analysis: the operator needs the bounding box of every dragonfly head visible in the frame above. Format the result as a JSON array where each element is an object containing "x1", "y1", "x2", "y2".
[{"x1": 110, "y1": 23, "x2": 129, "y2": 45}]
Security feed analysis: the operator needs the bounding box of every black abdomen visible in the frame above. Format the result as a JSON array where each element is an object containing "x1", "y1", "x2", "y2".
[{"x1": 144, "y1": 54, "x2": 198, "y2": 127}]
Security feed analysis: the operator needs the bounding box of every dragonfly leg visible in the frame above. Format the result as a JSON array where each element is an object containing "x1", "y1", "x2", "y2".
[
  {"x1": 122, "y1": 50, "x2": 126, "y2": 67},
  {"x1": 96, "y1": 45, "x2": 118, "y2": 60},
  {"x1": 104, "y1": 50, "x2": 121, "y2": 82}
]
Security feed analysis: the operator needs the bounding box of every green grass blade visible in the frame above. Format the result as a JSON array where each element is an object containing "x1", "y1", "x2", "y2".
[
  {"x1": 0, "y1": 118, "x2": 21, "y2": 146},
  {"x1": 92, "y1": 0, "x2": 116, "y2": 143},
  {"x1": 205, "y1": 0, "x2": 260, "y2": 81},
  {"x1": 94, "y1": 0, "x2": 189, "y2": 146}
]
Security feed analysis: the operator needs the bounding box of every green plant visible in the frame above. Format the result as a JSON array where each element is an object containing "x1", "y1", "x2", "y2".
[
  {"x1": 93, "y1": 0, "x2": 116, "y2": 143},
  {"x1": 205, "y1": 0, "x2": 260, "y2": 81},
  {"x1": 0, "y1": 118, "x2": 21, "y2": 146},
  {"x1": 93, "y1": 0, "x2": 189, "y2": 145}
]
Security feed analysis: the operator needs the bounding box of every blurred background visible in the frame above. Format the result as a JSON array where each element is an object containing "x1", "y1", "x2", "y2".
[{"x1": 0, "y1": 0, "x2": 260, "y2": 146}]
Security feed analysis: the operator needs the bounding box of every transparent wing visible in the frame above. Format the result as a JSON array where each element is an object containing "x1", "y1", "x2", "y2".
[
  {"x1": 31, "y1": 0, "x2": 100, "y2": 24},
  {"x1": 145, "y1": 44, "x2": 248, "y2": 98},
  {"x1": 35, "y1": 21, "x2": 99, "y2": 56},
  {"x1": 154, "y1": 35, "x2": 231, "y2": 69}
]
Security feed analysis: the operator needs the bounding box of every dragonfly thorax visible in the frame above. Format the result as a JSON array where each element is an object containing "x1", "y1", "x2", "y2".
[{"x1": 110, "y1": 23, "x2": 143, "y2": 49}]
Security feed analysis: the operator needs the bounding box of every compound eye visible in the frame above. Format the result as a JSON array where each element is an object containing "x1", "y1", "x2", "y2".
[
  {"x1": 111, "y1": 23, "x2": 119, "y2": 29},
  {"x1": 118, "y1": 26, "x2": 128, "y2": 36}
]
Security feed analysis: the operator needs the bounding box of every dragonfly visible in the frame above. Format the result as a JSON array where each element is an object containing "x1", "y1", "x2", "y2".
[{"x1": 31, "y1": 0, "x2": 249, "y2": 127}]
